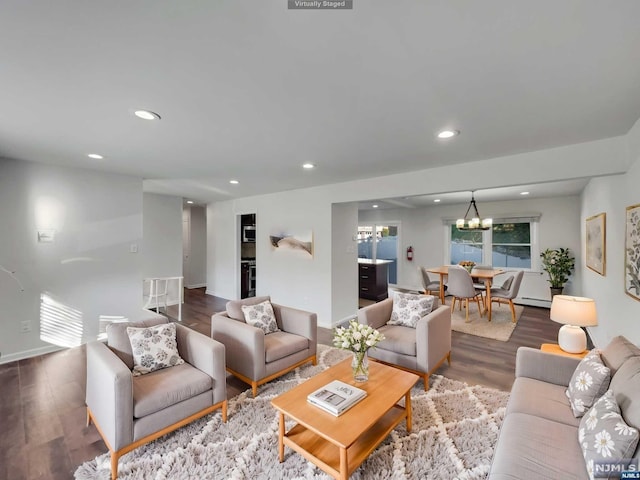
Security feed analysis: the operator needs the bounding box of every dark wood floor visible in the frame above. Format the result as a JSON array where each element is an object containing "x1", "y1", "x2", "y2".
[{"x1": 0, "y1": 288, "x2": 563, "y2": 480}]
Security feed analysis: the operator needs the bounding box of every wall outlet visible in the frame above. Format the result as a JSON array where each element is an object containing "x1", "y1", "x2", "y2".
[
  {"x1": 130, "y1": 243, "x2": 138, "y2": 253},
  {"x1": 20, "y1": 320, "x2": 31, "y2": 333}
]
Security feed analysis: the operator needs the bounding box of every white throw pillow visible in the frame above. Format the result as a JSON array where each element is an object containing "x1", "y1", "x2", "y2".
[
  {"x1": 579, "y1": 390, "x2": 640, "y2": 480},
  {"x1": 241, "y1": 300, "x2": 280, "y2": 334},
  {"x1": 388, "y1": 292, "x2": 435, "y2": 328},
  {"x1": 566, "y1": 349, "x2": 611, "y2": 417},
  {"x1": 127, "y1": 323, "x2": 184, "y2": 376}
]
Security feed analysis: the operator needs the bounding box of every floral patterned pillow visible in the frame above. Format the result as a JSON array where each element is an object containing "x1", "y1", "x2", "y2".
[
  {"x1": 566, "y1": 349, "x2": 611, "y2": 417},
  {"x1": 579, "y1": 390, "x2": 640, "y2": 480},
  {"x1": 388, "y1": 292, "x2": 435, "y2": 328},
  {"x1": 241, "y1": 300, "x2": 280, "y2": 334},
  {"x1": 126, "y1": 323, "x2": 184, "y2": 376}
]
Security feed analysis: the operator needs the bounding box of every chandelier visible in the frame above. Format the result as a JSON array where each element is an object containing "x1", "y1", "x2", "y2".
[{"x1": 456, "y1": 192, "x2": 492, "y2": 231}]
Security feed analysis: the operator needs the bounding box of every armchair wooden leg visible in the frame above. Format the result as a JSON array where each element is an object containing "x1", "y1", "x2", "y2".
[
  {"x1": 251, "y1": 382, "x2": 258, "y2": 398},
  {"x1": 312, "y1": 355, "x2": 317, "y2": 366},
  {"x1": 423, "y1": 373, "x2": 429, "y2": 391},
  {"x1": 447, "y1": 352, "x2": 451, "y2": 365},
  {"x1": 110, "y1": 451, "x2": 119, "y2": 480},
  {"x1": 222, "y1": 400, "x2": 228, "y2": 423},
  {"x1": 86, "y1": 407, "x2": 91, "y2": 427}
]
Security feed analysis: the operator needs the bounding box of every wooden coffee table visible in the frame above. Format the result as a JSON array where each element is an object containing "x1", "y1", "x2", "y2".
[{"x1": 271, "y1": 358, "x2": 419, "y2": 480}]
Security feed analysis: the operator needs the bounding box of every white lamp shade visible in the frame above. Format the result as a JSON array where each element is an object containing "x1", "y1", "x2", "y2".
[{"x1": 550, "y1": 295, "x2": 598, "y2": 327}]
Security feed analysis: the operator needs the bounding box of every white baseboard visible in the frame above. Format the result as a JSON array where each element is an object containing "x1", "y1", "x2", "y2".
[
  {"x1": 0, "y1": 344, "x2": 65, "y2": 365},
  {"x1": 186, "y1": 283, "x2": 206, "y2": 289}
]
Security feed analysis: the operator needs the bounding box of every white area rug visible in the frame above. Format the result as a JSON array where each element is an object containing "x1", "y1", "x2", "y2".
[
  {"x1": 448, "y1": 298, "x2": 522, "y2": 342},
  {"x1": 75, "y1": 345, "x2": 508, "y2": 480}
]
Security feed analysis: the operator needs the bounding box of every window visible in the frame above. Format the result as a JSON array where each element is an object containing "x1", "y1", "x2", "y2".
[
  {"x1": 491, "y1": 223, "x2": 531, "y2": 268},
  {"x1": 448, "y1": 219, "x2": 536, "y2": 269}
]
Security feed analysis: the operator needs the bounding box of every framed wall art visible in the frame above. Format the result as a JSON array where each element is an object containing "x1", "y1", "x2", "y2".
[
  {"x1": 585, "y1": 212, "x2": 606, "y2": 276},
  {"x1": 625, "y1": 204, "x2": 640, "y2": 300}
]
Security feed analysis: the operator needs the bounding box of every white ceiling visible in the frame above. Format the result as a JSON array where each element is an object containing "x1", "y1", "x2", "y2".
[{"x1": 1, "y1": 1, "x2": 639, "y2": 204}]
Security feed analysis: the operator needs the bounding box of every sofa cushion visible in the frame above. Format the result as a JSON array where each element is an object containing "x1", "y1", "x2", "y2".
[
  {"x1": 241, "y1": 300, "x2": 280, "y2": 334},
  {"x1": 132, "y1": 363, "x2": 212, "y2": 418},
  {"x1": 375, "y1": 324, "x2": 417, "y2": 357},
  {"x1": 226, "y1": 295, "x2": 271, "y2": 321},
  {"x1": 388, "y1": 292, "x2": 435, "y2": 328},
  {"x1": 489, "y1": 412, "x2": 588, "y2": 479},
  {"x1": 579, "y1": 390, "x2": 639, "y2": 480},
  {"x1": 107, "y1": 316, "x2": 168, "y2": 369},
  {"x1": 127, "y1": 323, "x2": 185, "y2": 376},
  {"x1": 507, "y1": 377, "x2": 580, "y2": 427},
  {"x1": 264, "y1": 331, "x2": 308, "y2": 363},
  {"x1": 601, "y1": 336, "x2": 640, "y2": 375},
  {"x1": 609, "y1": 356, "x2": 640, "y2": 458},
  {"x1": 566, "y1": 349, "x2": 610, "y2": 417}
]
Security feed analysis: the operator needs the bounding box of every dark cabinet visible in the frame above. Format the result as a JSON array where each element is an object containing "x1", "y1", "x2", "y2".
[{"x1": 358, "y1": 262, "x2": 389, "y2": 301}]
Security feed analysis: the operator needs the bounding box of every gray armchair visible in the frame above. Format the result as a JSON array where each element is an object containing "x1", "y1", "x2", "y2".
[
  {"x1": 86, "y1": 316, "x2": 227, "y2": 480},
  {"x1": 357, "y1": 297, "x2": 451, "y2": 390},
  {"x1": 211, "y1": 296, "x2": 317, "y2": 396}
]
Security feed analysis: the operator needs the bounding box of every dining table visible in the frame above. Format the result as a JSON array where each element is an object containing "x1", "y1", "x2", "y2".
[{"x1": 426, "y1": 266, "x2": 505, "y2": 321}]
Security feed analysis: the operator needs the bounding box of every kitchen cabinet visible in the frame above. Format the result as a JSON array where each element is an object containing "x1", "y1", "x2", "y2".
[{"x1": 358, "y1": 259, "x2": 391, "y2": 301}]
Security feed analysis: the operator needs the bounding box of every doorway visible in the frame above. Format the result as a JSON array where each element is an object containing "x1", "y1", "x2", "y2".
[{"x1": 357, "y1": 224, "x2": 399, "y2": 284}]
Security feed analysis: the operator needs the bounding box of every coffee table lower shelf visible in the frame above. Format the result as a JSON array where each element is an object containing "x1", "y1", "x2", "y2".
[{"x1": 282, "y1": 404, "x2": 406, "y2": 480}]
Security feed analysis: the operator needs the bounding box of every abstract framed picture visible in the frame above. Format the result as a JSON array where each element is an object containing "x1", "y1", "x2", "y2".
[
  {"x1": 269, "y1": 229, "x2": 313, "y2": 258},
  {"x1": 585, "y1": 212, "x2": 606, "y2": 276},
  {"x1": 625, "y1": 204, "x2": 640, "y2": 300}
]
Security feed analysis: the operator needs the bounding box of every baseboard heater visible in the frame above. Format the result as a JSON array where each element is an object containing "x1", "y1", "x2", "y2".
[{"x1": 518, "y1": 296, "x2": 551, "y2": 308}]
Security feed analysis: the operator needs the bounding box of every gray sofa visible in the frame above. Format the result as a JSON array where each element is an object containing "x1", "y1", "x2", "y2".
[{"x1": 489, "y1": 336, "x2": 640, "y2": 479}]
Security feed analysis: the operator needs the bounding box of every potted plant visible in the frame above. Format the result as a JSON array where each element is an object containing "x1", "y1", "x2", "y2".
[{"x1": 540, "y1": 247, "x2": 575, "y2": 297}]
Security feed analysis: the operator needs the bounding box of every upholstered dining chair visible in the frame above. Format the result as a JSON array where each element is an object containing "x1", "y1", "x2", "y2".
[
  {"x1": 489, "y1": 270, "x2": 525, "y2": 323},
  {"x1": 211, "y1": 296, "x2": 317, "y2": 396},
  {"x1": 357, "y1": 294, "x2": 451, "y2": 390},
  {"x1": 447, "y1": 265, "x2": 486, "y2": 322},
  {"x1": 471, "y1": 264, "x2": 494, "y2": 293},
  {"x1": 86, "y1": 315, "x2": 228, "y2": 480},
  {"x1": 420, "y1": 266, "x2": 446, "y2": 297}
]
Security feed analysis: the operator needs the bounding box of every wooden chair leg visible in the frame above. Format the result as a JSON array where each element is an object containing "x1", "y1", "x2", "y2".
[
  {"x1": 86, "y1": 407, "x2": 91, "y2": 427},
  {"x1": 450, "y1": 298, "x2": 456, "y2": 313},
  {"x1": 423, "y1": 373, "x2": 429, "y2": 391},
  {"x1": 447, "y1": 352, "x2": 451, "y2": 365},
  {"x1": 465, "y1": 298, "x2": 470, "y2": 322},
  {"x1": 251, "y1": 382, "x2": 258, "y2": 397},
  {"x1": 509, "y1": 299, "x2": 516, "y2": 322}
]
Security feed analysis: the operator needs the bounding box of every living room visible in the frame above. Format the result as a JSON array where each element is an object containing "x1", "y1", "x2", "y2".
[{"x1": 1, "y1": 2, "x2": 640, "y2": 479}]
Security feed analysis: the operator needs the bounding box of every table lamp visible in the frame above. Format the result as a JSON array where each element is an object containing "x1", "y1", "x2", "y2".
[{"x1": 549, "y1": 295, "x2": 598, "y2": 354}]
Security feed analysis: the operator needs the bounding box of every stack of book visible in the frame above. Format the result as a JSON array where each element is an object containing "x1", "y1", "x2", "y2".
[{"x1": 307, "y1": 380, "x2": 367, "y2": 416}]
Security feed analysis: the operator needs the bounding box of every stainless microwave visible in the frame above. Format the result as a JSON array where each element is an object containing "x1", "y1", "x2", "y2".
[{"x1": 242, "y1": 225, "x2": 256, "y2": 242}]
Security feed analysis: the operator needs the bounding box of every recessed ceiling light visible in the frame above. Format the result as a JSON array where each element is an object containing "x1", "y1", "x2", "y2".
[
  {"x1": 437, "y1": 129, "x2": 460, "y2": 139},
  {"x1": 434, "y1": 199, "x2": 441, "y2": 203},
  {"x1": 186, "y1": 200, "x2": 194, "y2": 204},
  {"x1": 520, "y1": 191, "x2": 530, "y2": 195},
  {"x1": 229, "y1": 180, "x2": 239, "y2": 185},
  {"x1": 134, "y1": 110, "x2": 161, "y2": 120},
  {"x1": 372, "y1": 204, "x2": 379, "y2": 208},
  {"x1": 302, "y1": 163, "x2": 315, "y2": 169},
  {"x1": 87, "y1": 153, "x2": 103, "y2": 159}
]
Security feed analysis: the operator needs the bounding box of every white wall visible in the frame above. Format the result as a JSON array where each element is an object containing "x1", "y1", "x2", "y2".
[
  {"x1": 359, "y1": 196, "x2": 582, "y2": 305},
  {"x1": 143, "y1": 193, "x2": 183, "y2": 278},
  {"x1": 187, "y1": 206, "x2": 207, "y2": 288},
  {"x1": 331, "y1": 202, "x2": 359, "y2": 324},
  {"x1": 0, "y1": 158, "x2": 144, "y2": 362},
  {"x1": 142, "y1": 193, "x2": 183, "y2": 306},
  {"x1": 581, "y1": 117, "x2": 640, "y2": 347},
  {"x1": 206, "y1": 137, "x2": 627, "y2": 329}
]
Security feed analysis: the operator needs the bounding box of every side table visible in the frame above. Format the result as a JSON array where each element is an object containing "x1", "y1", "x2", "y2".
[{"x1": 540, "y1": 343, "x2": 588, "y2": 359}]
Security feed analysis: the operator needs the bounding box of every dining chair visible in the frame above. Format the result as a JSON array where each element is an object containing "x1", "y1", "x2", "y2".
[
  {"x1": 471, "y1": 265, "x2": 494, "y2": 294},
  {"x1": 420, "y1": 267, "x2": 446, "y2": 297},
  {"x1": 489, "y1": 270, "x2": 525, "y2": 322},
  {"x1": 447, "y1": 265, "x2": 485, "y2": 322}
]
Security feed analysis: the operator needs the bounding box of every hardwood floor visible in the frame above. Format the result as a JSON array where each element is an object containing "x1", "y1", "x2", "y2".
[{"x1": 0, "y1": 288, "x2": 565, "y2": 479}]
